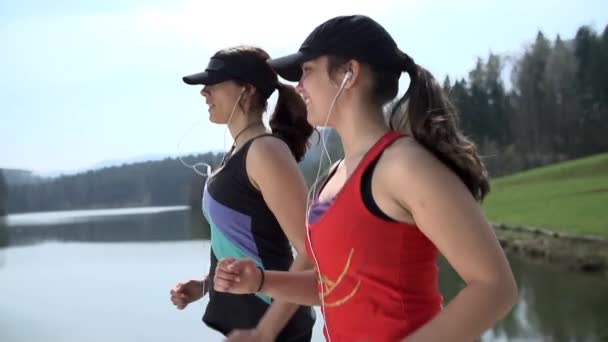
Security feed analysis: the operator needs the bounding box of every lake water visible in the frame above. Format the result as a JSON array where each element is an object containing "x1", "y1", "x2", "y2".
[{"x1": 1, "y1": 207, "x2": 606, "y2": 342}]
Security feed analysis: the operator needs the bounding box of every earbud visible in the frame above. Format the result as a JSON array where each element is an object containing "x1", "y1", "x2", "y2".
[{"x1": 340, "y1": 70, "x2": 353, "y2": 89}]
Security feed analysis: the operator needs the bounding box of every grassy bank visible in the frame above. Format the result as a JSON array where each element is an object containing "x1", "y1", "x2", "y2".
[
  {"x1": 484, "y1": 153, "x2": 608, "y2": 237},
  {"x1": 482, "y1": 153, "x2": 608, "y2": 273}
]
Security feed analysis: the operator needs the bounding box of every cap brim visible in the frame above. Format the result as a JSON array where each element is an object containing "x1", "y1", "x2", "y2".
[
  {"x1": 268, "y1": 51, "x2": 318, "y2": 82},
  {"x1": 182, "y1": 70, "x2": 230, "y2": 85}
]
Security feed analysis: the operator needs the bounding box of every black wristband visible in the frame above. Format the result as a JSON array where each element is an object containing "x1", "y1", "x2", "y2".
[{"x1": 256, "y1": 266, "x2": 265, "y2": 292}]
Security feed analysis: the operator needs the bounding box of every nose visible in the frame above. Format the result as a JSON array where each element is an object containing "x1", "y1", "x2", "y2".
[
  {"x1": 295, "y1": 80, "x2": 304, "y2": 94},
  {"x1": 200, "y1": 86, "x2": 210, "y2": 98}
]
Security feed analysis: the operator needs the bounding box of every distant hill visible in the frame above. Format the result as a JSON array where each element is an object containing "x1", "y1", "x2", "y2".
[
  {"x1": 2, "y1": 169, "x2": 45, "y2": 185},
  {"x1": 37, "y1": 153, "x2": 179, "y2": 178},
  {"x1": 3, "y1": 130, "x2": 342, "y2": 214},
  {"x1": 4, "y1": 153, "x2": 223, "y2": 214}
]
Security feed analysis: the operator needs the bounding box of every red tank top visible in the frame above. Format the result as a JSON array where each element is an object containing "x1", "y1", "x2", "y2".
[{"x1": 306, "y1": 131, "x2": 443, "y2": 342}]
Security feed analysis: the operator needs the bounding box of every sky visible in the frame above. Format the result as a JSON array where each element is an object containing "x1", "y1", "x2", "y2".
[{"x1": 1, "y1": 0, "x2": 607, "y2": 176}]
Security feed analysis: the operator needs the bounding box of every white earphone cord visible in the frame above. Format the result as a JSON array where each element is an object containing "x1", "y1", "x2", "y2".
[
  {"x1": 305, "y1": 71, "x2": 351, "y2": 342},
  {"x1": 178, "y1": 90, "x2": 245, "y2": 181}
]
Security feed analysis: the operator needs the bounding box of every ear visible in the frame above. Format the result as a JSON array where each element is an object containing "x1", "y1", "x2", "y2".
[
  {"x1": 239, "y1": 84, "x2": 257, "y2": 112},
  {"x1": 244, "y1": 84, "x2": 256, "y2": 97},
  {"x1": 343, "y1": 60, "x2": 362, "y2": 89}
]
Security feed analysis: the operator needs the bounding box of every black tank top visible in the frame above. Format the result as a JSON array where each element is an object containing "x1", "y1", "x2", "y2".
[{"x1": 201, "y1": 134, "x2": 315, "y2": 340}]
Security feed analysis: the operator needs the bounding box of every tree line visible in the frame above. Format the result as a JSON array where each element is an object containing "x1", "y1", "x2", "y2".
[{"x1": 445, "y1": 25, "x2": 608, "y2": 175}]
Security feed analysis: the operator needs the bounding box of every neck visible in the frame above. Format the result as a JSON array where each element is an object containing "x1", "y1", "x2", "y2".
[
  {"x1": 227, "y1": 112, "x2": 266, "y2": 148},
  {"x1": 333, "y1": 104, "x2": 389, "y2": 160}
]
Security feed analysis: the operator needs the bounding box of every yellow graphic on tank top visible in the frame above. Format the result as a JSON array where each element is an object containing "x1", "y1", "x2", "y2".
[{"x1": 319, "y1": 248, "x2": 361, "y2": 308}]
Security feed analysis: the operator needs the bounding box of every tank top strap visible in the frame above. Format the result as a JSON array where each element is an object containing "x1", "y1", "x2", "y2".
[{"x1": 349, "y1": 131, "x2": 404, "y2": 182}]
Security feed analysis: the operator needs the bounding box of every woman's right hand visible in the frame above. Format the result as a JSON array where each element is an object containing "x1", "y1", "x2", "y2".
[
  {"x1": 214, "y1": 257, "x2": 263, "y2": 295},
  {"x1": 170, "y1": 277, "x2": 208, "y2": 310}
]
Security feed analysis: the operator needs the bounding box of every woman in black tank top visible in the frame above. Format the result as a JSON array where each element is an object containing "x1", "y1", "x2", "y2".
[{"x1": 169, "y1": 46, "x2": 316, "y2": 341}]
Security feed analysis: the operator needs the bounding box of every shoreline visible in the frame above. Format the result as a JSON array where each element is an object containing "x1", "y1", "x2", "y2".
[{"x1": 494, "y1": 224, "x2": 608, "y2": 275}]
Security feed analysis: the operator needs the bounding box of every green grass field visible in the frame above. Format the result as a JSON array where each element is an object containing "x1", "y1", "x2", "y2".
[{"x1": 483, "y1": 153, "x2": 608, "y2": 237}]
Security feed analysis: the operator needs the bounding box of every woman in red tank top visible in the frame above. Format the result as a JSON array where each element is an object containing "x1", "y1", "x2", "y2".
[{"x1": 214, "y1": 15, "x2": 518, "y2": 342}]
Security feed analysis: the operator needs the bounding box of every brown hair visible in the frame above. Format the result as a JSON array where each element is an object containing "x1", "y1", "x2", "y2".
[{"x1": 327, "y1": 55, "x2": 490, "y2": 201}]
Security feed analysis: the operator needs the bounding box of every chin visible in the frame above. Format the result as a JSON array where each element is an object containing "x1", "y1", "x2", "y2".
[
  {"x1": 307, "y1": 112, "x2": 327, "y2": 127},
  {"x1": 208, "y1": 113, "x2": 226, "y2": 124}
]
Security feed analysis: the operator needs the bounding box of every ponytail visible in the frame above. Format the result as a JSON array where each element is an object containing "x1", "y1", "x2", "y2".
[
  {"x1": 269, "y1": 83, "x2": 314, "y2": 162},
  {"x1": 389, "y1": 58, "x2": 490, "y2": 201}
]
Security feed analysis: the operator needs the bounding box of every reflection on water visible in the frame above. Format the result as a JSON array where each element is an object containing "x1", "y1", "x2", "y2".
[
  {"x1": 5, "y1": 206, "x2": 189, "y2": 226},
  {"x1": 0, "y1": 240, "x2": 228, "y2": 342},
  {"x1": 440, "y1": 257, "x2": 608, "y2": 342},
  {"x1": 0, "y1": 208, "x2": 607, "y2": 342},
  {"x1": 0, "y1": 217, "x2": 7, "y2": 249},
  {"x1": 1, "y1": 207, "x2": 209, "y2": 246}
]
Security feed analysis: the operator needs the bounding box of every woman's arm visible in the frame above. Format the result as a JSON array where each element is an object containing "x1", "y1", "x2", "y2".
[
  {"x1": 215, "y1": 258, "x2": 320, "y2": 306},
  {"x1": 243, "y1": 137, "x2": 317, "y2": 339},
  {"x1": 379, "y1": 140, "x2": 518, "y2": 342}
]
